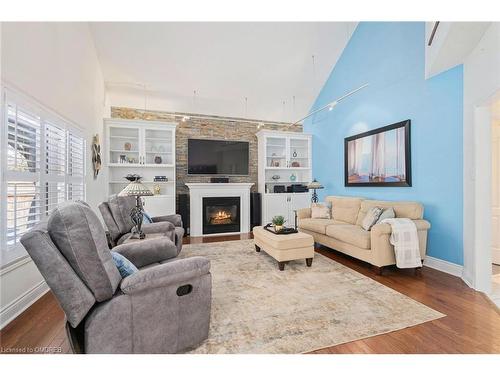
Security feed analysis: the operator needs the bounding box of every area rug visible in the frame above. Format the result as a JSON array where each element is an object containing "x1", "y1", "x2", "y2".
[{"x1": 180, "y1": 239, "x2": 444, "y2": 354}]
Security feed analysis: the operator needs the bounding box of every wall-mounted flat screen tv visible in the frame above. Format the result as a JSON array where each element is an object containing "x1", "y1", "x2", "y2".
[{"x1": 188, "y1": 139, "x2": 249, "y2": 175}]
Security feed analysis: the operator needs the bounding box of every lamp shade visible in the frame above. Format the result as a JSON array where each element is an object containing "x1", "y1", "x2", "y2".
[
  {"x1": 118, "y1": 175, "x2": 153, "y2": 197},
  {"x1": 307, "y1": 179, "x2": 324, "y2": 190}
]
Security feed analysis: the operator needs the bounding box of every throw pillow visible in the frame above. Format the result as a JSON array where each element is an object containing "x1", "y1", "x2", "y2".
[
  {"x1": 361, "y1": 207, "x2": 383, "y2": 231},
  {"x1": 311, "y1": 202, "x2": 332, "y2": 219},
  {"x1": 376, "y1": 207, "x2": 396, "y2": 224},
  {"x1": 111, "y1": 251, "x2": 138, "y2": 278},
  {"x1": 143, "y1": 212, "x2": 153, "y2": 224}
]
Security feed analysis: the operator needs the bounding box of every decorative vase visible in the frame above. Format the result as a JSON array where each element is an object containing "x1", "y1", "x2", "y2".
[
  {"x1": 292, "y1": 149, "x2": 297, "y2": 158},
  {"x1": 290, "y1": 173, "x2": 297, "y2": 182},
  {"x1": 154, "y1": 156, "x2": 162, "y2": 164},
  {"x1": 153, "y1": 184, "x2": 161, "y2": 195},
  {"x1": 124, "y1": 142, "x2": 132, "y2": 151}
]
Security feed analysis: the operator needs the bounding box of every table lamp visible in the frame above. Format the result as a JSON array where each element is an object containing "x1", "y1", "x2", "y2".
[
  {"x1": 118, "y1": 174, "x2": 153, "y2": 239},
  {"x1": 307, "y1": 179, "x2": 324, "y2": 203}
]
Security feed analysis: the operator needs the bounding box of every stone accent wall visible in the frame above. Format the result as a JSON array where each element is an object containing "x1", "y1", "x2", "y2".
[{"x1": 111, "y1": 107, "x2": 303, "y2": 196}]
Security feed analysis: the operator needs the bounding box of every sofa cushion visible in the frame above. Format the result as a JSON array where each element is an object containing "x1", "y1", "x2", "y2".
[
  {"x1": 111, "y1": 251, "x2": 139, "y2": 277},
  {"x1": 48, "y1": 202, "x2": 122, "y2": 302},
  {"x1": 326, "y1": 196, "x2": 364, "y2": 224},
  {"x1": 376, "y1": 207, "x2": 395, "y2": 224},
  {"x1": 356, "y1": 200, "x2": 424, "y2": 226},
  {"x1": 299, "y1": 218, "x2": 349, "y2": 235},
  {"x1": 361, "y1": 207, "x2": 383, "y2": 231},
  {"x1": 325, "y1": 224, "x2": 371, "y2": 249},
  {"x1": 311, "y1": 203, "x2": 332, "y2": 219}
]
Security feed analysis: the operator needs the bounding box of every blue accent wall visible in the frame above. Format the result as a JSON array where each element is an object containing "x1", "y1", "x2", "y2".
[{"x1": 304, "y1": 22, "x2": 463, "y2": 265}]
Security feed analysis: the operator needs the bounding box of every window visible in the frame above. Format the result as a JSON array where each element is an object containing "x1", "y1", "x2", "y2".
[{"x1": 1, "y1": 89, "x2": 86, "y2": 267}]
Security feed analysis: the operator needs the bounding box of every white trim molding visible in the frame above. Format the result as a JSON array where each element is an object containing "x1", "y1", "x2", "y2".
[
  {"x1": 424, "y1": 256, "x2": 464, "y2": 278},
  {"x1": 186, "y1": 183, "x2": 253, "y2": 237},
  {"x1": 0, "y1": 280, "x2": 48, "y2": 330}
]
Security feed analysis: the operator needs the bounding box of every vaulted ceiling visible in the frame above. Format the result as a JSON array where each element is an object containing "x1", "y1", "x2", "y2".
[{"x1": 89, "y1": 22, "x2": 357, "y2": 122}]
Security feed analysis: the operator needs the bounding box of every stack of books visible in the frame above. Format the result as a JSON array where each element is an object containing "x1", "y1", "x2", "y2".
[{"x1": 154, "y1": 176, "x2": 168, "y2": 182}]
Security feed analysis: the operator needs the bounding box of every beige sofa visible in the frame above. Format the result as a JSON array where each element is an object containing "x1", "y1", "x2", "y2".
[{"x1": 297, "y1": 196, "x2": 431, "y2": 273}]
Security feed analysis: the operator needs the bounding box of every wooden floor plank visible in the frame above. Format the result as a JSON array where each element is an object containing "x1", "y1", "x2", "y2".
[{"x1": 1, "y1": 234, "x2": 499, "y2": 354}]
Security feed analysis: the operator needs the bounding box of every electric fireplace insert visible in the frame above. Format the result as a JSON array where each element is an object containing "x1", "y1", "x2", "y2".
[{"x1": 202, "y1": 196, "x2": 241, "y2": 235}]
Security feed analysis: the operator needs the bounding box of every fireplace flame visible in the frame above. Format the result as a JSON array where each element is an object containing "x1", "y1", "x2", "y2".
[
  {"x1": 210, "y1": 209, "x2": 233, "y2": 225},
  {"x1": 215, "y1": 210, "x2": 231, "y2": 220}
]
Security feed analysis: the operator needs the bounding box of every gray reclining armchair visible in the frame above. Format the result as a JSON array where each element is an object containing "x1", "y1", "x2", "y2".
[
  {"x1": 99, "y1": 195, "x2": 184, "y2": 253},
  {"x1": 21, "y1": 202, "x2": 211, "y2": 354}
]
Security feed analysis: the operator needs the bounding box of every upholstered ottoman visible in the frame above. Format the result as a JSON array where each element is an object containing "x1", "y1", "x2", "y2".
[{"x1": 252, "y1": 226, "x2": 315, "y2": 271}]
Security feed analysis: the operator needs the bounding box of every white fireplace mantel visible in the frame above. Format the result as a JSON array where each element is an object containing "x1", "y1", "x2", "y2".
[{"x1": 186, "y1": 183, "x2": 254, "y2": 236}]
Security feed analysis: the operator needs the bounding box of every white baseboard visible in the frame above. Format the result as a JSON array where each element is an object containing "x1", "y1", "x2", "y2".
[
  {"x1": 424, "y1": 255, "x2": 464, "y2": 278},
  {"x1": 0, "y1": 280, "x2": 49, "y2": 330}
]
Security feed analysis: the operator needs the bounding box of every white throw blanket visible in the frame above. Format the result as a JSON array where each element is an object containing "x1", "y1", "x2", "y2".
[{"x1": 380, "y1": 218, "x2": 421, "y2": 268}]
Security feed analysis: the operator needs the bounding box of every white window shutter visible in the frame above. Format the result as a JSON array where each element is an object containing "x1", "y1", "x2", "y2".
[
  {"x1": 67, "y1": 132, "x2": 85, "y2": 201},
  {"x1": 45, "y1": 122, "x2": 66, "y2": 176},
  {"x1": 6, "y1": 182, "x2": 42, "y2": 247},
  {"x1": 7, "y1": 103, "x2": 41, "y2": 173},
  {"x1": 2, "y1": 90, "x2": 86, "y2": 265}
]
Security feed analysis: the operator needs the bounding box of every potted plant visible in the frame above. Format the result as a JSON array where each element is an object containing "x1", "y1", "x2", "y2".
[{"x1": 272, "y1": 215, "x2": 286, "y2": 232}]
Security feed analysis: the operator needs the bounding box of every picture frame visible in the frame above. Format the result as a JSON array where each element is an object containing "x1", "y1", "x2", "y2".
[{"x1": 344, "y1": 120, "x2": 411, "y2": 187}]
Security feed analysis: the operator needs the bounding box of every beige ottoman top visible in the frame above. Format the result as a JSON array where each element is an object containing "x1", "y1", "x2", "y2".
[{"x1": 253, "y1": 226, "x2": 314, "y2": 250}]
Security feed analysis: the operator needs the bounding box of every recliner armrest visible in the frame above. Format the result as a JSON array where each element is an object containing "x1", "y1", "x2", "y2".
[
  {"x1": 142, "y1": 221, "x2": 175, "y2": 234},
  {"x1": 113, "y1": 236, "x2": 178, "y2": 268},
  {"x1": 120, "y1": 257, "x2": 210, "y2": 295},
  {"x1": 152, "y1": 214, "x2": 183, "y2": 228}
]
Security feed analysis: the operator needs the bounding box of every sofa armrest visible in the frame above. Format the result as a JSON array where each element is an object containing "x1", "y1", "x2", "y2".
[
  {"x1": 113, "y1": 237, "x2": 178, "y2": 268},
  {"x1": 371, "y1": 223, "x2": 391, "y2": 236},
  {"x1": 371, "y1": 219, "x2": 431, "y2": 236},
  {"x1": 152, "y1": 214, "x2": 183, "y2": 227},
  {"x1": 120, "y1": 257, "x2": 210, "y2": 295},
  {"x1": 296, "y1": 207, "x2": 312, "y2": 220},
  {"x1": 413, "y1": 219, "x2": 431, "y2": 230}
]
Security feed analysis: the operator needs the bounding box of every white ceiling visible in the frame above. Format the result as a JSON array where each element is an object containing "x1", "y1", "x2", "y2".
[{"x1": 90, "y1": 22, "x2": 357, "y2": 122}]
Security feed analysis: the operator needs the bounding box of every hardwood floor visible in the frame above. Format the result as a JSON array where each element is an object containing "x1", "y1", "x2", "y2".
[{"x1": 1, "y1": 234, "x2": 499, "y2": 354}]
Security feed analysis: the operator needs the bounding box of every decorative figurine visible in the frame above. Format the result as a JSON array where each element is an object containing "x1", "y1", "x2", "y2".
[{"x1": 91, "y1": 134, "x2": 101, "y2": 178}]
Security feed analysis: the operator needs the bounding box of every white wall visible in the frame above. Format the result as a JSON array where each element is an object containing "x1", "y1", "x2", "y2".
[
  {"x1": 425, "y1": 22, "x2": 490, "y2": 79},
  {"x1": 0, "y1": 22, "x2": 106, "y2": 328},
  {"x1": 463, "y1": 23, "x2": 500, "y2": 291}
]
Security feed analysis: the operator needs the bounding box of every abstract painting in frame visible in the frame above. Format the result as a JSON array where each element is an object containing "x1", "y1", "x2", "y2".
[{"x1": 344, "y1": 120, "x2": 411, "y2": 187}]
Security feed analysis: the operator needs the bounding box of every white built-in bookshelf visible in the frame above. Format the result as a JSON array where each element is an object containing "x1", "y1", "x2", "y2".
[
  {"x1": 256, "y1": 130, "x2": 312, "y2": 225},
  {"x1": 104, "y1": 119, "x2": 177, "y2": 216}
]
